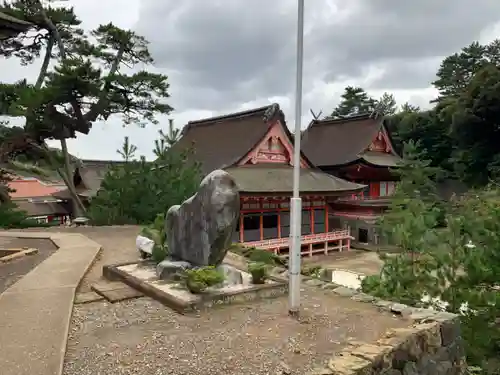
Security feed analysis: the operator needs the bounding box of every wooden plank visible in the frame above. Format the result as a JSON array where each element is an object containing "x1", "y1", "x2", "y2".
[
  {"x1": 91, "y1": 281, "x2": 143, "y2": 303},
  {"x1": 74, "y1": 291, "x2": 104, "y2": 304}
]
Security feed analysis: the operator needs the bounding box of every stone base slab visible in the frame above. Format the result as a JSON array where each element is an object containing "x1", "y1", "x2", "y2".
[{"x1": 103, "y1": 261, "x2": 288, "y2": 314}]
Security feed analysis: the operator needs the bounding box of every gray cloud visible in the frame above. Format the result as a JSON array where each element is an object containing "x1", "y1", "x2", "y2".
[
  {"x1": 3, "y1": 0, "x2": 500, "y2": 160},
  {"x1": 367, "y1": 58, "x2": 443, "y2": 91},
  {"x1": 136, "y1": 0, "x2": 500, "y2": 111}
]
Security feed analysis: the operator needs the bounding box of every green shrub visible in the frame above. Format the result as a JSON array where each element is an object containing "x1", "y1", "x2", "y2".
[
  {"x1": 183, "y1": 266, "x2": 225, "y2": 294},
  {"x1": 301, "y1": 265, "x2": 324, "y2": 279},
  {"x1": 248, "y1": 262, "x2": 269, "y2": 284},
  {"x1": 140, "y1": 213, "x2": 168, "y2": 263},
  {"x1": 232, "y1": 245, "x2": 286, "y2": 267},
  {"x1": 151, "y1": 244, "x2": 168, "y2": 263},
  {"x1": 0, "y1": 203, "x2": 28, "y2": 228}
]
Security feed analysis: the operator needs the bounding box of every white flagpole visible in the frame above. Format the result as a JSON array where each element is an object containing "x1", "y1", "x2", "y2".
[{"x1": 289, "y1": 0, "x2": 304, "y2": 317}]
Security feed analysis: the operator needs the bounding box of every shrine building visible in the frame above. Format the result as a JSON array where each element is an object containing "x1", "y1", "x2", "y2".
[
  {"x1": 302, "y1": 113, "x2": 402, "y2": 245},
  {"x1": 169, "y1": 104, "x2": 366, "y2": 257}
]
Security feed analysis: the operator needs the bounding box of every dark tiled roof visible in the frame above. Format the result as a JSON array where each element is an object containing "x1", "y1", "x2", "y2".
[
  {"x1": 224, "y1": 165, "x2": 365, "y2": 195},
  {"x1": 15, "y1": 200, "x2": 69, "y2": 217},
  {"x1": 169, "y1": 104, "x2": 295, "y2": 176},
  {"x1": 76, "y1": 159, "x2": 128, "y2": 196},
  {"x1": 53, "y1": 159, "x2": 128, "y2": 199},
  {"x1": 302, "y1": 113, "x2": 401, "y2": 167},
  {"x1": 360, "y1": 151, "x2": 402, "y2": 168}
]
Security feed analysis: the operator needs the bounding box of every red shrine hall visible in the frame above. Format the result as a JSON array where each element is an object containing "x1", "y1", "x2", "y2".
[
  {"x1": 169, "y1": 104, "x2": 367, "y2": 256},
  {"x1": 302, "y1": 113, "x2": 402, "y2": 245}
]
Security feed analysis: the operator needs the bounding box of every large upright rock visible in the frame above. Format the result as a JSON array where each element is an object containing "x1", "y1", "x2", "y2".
[{"x1": 165, "y1": 169, "x2": 240, "y2": 266}]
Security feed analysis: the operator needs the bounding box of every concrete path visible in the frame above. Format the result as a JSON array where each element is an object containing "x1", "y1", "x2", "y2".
[{"x1": 0, "y1": 231, "x2": 101, "y2": 375}]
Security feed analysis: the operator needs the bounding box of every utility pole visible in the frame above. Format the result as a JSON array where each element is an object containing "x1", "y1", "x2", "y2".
[{"x1": 289, "y1": 0, "x2": 305, "y2": 317}]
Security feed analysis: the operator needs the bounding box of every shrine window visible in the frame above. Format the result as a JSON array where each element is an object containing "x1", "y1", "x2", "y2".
[
  {"x1": 242, "y1": 214, "x2": 260, "y2": 241},
  {"x1": 301, "y1": 210, "x2": 311, "y2": 235},
  {"x1": 280, "y1": 212, "x2": 290, "y2": 238},
  {"x1": 262, "y1": 213, "x2": 279, "y2": 240},
  {"x1": 379, "y1": 181, "x2": 396, "y2": 196},
  {"x1": 313, "y1": 209, "x2": 326, "y2": 233}
]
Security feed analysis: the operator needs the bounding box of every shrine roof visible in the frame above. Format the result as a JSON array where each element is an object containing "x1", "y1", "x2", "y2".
[
  {"x1": 169, "y1": 103, "x2": 313, "y2": 176},
  {"x1": 302, "y1": 113, "x2": 401, "y2": 168},
  {"x1": 224, "y1": 164, "x2": 365, "y2": 195},
  {"x1": 52, "y1": 159, "x2": 128, "y2": 199}
]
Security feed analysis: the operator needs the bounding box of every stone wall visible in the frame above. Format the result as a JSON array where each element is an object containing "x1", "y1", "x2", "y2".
[
  {"x1": 308, "y1": 290, "x2": 465, "y2": 374},
  {"x1": 311, "y1": 313, "x2": 464, "y2": 374},
  {"x1": 269, "y1": 268, "x2": 466, "y2": 375}
]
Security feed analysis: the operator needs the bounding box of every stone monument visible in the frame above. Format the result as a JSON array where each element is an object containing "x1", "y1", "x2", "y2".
[{"x1": 165, "y1": 169, "x2": 240, "y2": 267}]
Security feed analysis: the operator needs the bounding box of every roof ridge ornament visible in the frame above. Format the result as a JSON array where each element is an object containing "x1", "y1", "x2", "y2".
[{"x1": 263, "y1": 103, "x2": 280, "y2": 122}]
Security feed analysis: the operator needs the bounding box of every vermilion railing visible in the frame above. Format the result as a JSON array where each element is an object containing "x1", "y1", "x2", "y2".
[
  {"x1": 243, "y1": 229, "x2": 352, "y2": 252},
  {"x1": 338, "y1": 192, "x2": 394, "y2": 201}
]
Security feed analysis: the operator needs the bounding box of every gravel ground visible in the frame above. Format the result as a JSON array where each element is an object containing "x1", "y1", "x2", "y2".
[
  {"x1": 0, "y1": 237, "x2": 58, "y2": 293},
  {"x1": 63, "y1": 288, "x2": 409, "y2": 375}
]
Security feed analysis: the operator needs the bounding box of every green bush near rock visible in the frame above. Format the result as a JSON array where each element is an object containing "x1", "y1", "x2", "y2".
[
  {"x1": 140, "y1": 214, "x2": 169, "y2": 263},
  {"x1": 183, "y1": 266, "x2": 225, "y2": 294},
  {"x1": 301, "y1": 265, "x2": 323, "y2": 278},
  {"x1": 248, "y1": 262, "x2": 269, "y2": 284},
  {"x1": 229, "y1": 244, "x2": 286, "y2": 267}
]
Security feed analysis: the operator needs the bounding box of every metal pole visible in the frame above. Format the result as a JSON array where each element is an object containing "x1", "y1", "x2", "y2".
[{"x1": 289, "y1": 0, "x2": 304, "y2": 317}]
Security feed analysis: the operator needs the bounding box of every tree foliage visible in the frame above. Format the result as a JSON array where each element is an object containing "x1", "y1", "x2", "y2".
[
  {"x1": 0, "y1": 168, "x2": 28, "y2": 228},
  {"x1": 0, "y1": 0, "x2": 173, "y2": 216},
  {"x1": 329, "y1": 87, "x2": 397, "y2": 119},
  {"x1": 432, "y1": 41, "x2": 500, "y2": 101},
  {"x1": 362, "y1": 149, "x2": 500, "y2": 373},
  {"x1": 88, "y1": 136, "x2": 202, "y2": 225},
  {"x1": 378, "y1": 141, "x2": 441, "y2": 248},
  {"x1": 116, "y1": 136, "x2": 137, "y2": 162},
  {"x1": 326, "y1": 39, "x2": 500, "y2": 188},
  {"x1": 330, "y1": 86, "x2": 376, "y2": 118}
]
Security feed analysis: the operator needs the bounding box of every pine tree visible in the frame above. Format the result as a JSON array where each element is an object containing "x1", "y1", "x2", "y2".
[
  {"x1": 0, "y1": 168, "x2": 27, "y2": 227},
  {"x1": 330, "y1": 86, "x2": 376, "y2": 118},
  {"x1": 116, "y1": 136, "x2": 138, "y2": 162},
  {"x1": 362, "y1": 143, "x2": 500, "y2": 372}
]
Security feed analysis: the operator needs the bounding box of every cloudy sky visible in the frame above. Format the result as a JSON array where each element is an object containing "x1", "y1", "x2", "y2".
[{"x1": 2, "y1": 0, "x2": 500, "y2": 160}]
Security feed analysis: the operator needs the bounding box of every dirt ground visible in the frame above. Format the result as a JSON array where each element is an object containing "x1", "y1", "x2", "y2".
[
  {"x1": 0, "y1": 237, "x2": 58, "y2": 293},
  {"x1": 19, "y1": 225, "x2": 142, "y2": 293},
  {"x1": 63, "y1": 287, "x2": 409, "y2": 375},
  {"x1": 303, "y1": 250, "x2": 384, "y2": 276}
]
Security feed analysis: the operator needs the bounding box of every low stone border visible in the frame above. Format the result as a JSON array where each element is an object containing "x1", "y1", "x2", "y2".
[
  {"x1": 270, "y1": 266, "x2": 465, "y2": 375},
  {"x1": 0, "y1": 247, "x2": 38, "y2": 263},
  {"x1": 104, "y1": 261, "x2": 289, "y2": 314},
  {"x1": 0, "y1": 231, "x2": 102, "y2": 375}
]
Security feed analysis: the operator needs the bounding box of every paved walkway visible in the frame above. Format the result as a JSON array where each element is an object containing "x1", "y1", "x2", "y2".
[{"x1": 0, "y1": 231, "x2": 101, "y2": 375}]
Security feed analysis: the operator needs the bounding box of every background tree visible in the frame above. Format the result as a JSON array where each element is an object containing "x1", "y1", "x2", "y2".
[
  {"x1": 0, "y1": 168, "x2": 28, "y2": 228},
  {"x1": 374, "y1": 92, "x2": 397, "y2": 116},
  {"x1": 364, "y1": 184, "x2": 500, "y2": 373},
  {"x1": 330, "y1": 86, "x2": 376, "y2": 118},
  {"x1": 116, "y1": 136, "x2": 137, "y2": 162},
  {"x1": 385, "y1": 110, "x2": 453, "y2": 173},
  {"x1": 160, "y1": 119, "x2": 180, "y2": 147},
  {"x1": 378, "y1": 141, "x2": 441, "y2": 248},
  {"x1": 0, "y1": 0, "x2": 173, "y2": 216},
  {"x1": 399, "y1": 102, "x2": 420, "y2": 113},
  {"x1": 432, "y1": 41, "x2": 500, "y2": 101},
  {"x1": 89, "y1": 136, "x2": 201, "y2": 225},
  {"x1": 448, "y1": 64, "x2": 500, "y2": 186}
]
